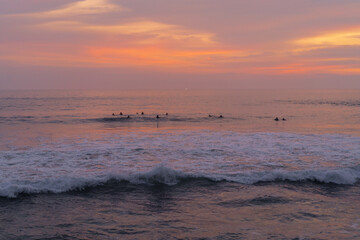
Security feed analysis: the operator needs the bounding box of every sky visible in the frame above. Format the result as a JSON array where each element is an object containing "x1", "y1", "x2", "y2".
[{"x1": 0, "y1": 0, "x2": 359, "y2": 89}]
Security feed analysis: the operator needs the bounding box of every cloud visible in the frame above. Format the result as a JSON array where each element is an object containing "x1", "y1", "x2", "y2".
[
  {"x1": 274, "y1": 27, "x2": 360, "y2": 75},
  {"x1": 35, "y1": 20, "x2": 216, "y2": 46},
  {"x1": 2, "y1": 1, "x2": 359, "y2": 78},
  {"x1": 293, "y1": 28, "x2": 360, "y2": 48},
  {"x1": 8, "y1": 0, "x2": 125, "y2": 17}
]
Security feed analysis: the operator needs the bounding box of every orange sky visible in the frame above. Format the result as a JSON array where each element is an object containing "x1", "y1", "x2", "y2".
[{"x1": 0, "y1": 0, "x2": 359, "y2": 89}]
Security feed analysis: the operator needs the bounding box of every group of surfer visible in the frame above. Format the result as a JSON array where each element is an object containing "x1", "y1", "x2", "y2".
[
  {"x1": 111, "y1": 112, "x2": 225, "y2": 119},
  {"x1": 111, "y1": 112, "x2": 285, "y2": 121},
  {"x1": 111, "y1": 111, "x2": 168, "y2": 119},
  {"x1": 109, "y1": 112, "x2": 286, "y2": 122}
]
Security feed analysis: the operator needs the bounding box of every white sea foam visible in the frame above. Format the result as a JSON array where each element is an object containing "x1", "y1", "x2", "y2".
[
  {"x1": 0, "y1": 164, "x2": 359, "y2": 198},
  {"x1": 1, "y1": 131, "x2": 360, "y2": 197}
]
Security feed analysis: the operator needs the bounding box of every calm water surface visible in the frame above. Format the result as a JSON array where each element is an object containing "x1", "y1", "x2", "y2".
[{"x1": 0, "y1": 90, "x2": 360, "y2": 239}]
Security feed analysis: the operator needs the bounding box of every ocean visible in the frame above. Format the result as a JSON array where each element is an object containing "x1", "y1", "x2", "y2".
[{"x1": 0, "y1": 89, "x2": 359, "y2": 239}]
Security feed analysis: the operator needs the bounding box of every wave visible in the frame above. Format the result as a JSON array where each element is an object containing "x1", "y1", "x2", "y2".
[
  {"x1": 95, "y1": 115, "x2": 233, "y2": 123},
  {"x1": 278, "y1": 99, "x2": 360, "y2": 107},
  {"x1": 1, "y1": 165, "x2": 359, "y2": 198},
  {"x1": 0, "y1": 115, "x2": 70, "y2": 124},
  {"x1": 0, "y1": 115, "x2": 236, "y2": 125},
  {"x1": 0, "y1": 116, "x2": 35, "y2": 122}
]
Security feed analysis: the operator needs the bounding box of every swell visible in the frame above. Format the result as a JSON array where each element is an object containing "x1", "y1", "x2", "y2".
[
  {"x1": 0, "y1": 115, "x2": 237, "y2": 125},
  {"x1": 277, "y1": 99, "x2": 360, "y2": 107},
  {"x1": 1, "y1": 165, "x2": 359, "y2": 198},
  {"x1": 93, "y1": 115, "x2": 236, "y2": 123}
]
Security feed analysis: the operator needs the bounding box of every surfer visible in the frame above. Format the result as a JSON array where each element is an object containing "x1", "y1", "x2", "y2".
[
  {"x1": 274, "y1": 117, "x2": 279, "y2": 121},
  {"x1": 156, "y1": 115, "x2": 160, "y2": 119},
  {"x1": 112, "y1": 113, "x2": 115, "y2": 116},
  {"x1": 282, "y1": 118, "x2": 286, "y2": 121},
  {"x1": 127, "y1": 115, "x2": 131, "y2": 119},
  {"x1": 208, "y1": 115, "x2": 212, "y2": 117},
  {"x1": 219, "y1": 115, "x2": 223, "y2": 118},
  {"x1": 141, "y1": 112, "x2": 144, "y2": 115},
  {"x1": 120, "y1": 112, "x2": 123, "y2": 116}
]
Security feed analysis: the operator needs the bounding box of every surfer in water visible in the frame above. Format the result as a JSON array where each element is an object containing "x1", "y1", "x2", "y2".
[{"x1": 274, "y1": 117, "x2": 279, "y2": 121}]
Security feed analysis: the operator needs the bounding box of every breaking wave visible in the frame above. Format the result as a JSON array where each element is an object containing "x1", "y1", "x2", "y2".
[{"x1": 1, "y1": 165, "x2": 359, "y2": 198}]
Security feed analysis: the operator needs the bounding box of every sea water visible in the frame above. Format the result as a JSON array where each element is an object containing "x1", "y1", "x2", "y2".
[{"x1": 0, "y1": 89, "x2": 359, "y2": 239}]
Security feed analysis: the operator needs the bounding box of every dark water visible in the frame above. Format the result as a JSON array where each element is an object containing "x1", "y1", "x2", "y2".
[{"x1": 0, "y1": 90, "x2": 360, "y2": 239}]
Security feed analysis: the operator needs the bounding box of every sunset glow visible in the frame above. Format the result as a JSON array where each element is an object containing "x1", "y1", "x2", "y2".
[{"x1": 1, "y1": 0, "x2": 359, "y2": 89}]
